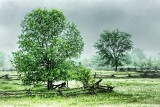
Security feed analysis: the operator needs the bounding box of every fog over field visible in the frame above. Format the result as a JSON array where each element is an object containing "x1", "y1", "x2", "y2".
[{"x1": 0, "y1": 0, "x2": 160, "y2": 57}]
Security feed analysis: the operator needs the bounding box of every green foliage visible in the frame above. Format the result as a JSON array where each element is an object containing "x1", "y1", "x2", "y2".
[
  {"x1": 122, "y1": 52, "x2": 132, "y2": 65},
  {"x1": 74, "y1": 65, "x2": 92, "y2": 87},
  {"x1": 125, "y1": 48, "x2": 160, "y2": 68},
  {"x1": 128, "y1": 48, "x2": 147, "y2": 67},
  {"x1": 131, "y1": 48, "x2": 146, "y2": 61},
  {"x1": 12, "y1": 8, "x2": 84, "y2": 88},
  {"x1": 76, "y1": 55, "x2": 106, "y2": 68},
  {"x1": 54, "y1": 60, "x2": 77, "y2": 81},
  {"x1": 78, "y1": 57, "x2": 93, "y2": 67},
  {"x1": 94, "y1": 29, "x2": 133, "y2": 71},
  {"x1": 91, "y1": 54, "x2": 107, "y2": 67}
]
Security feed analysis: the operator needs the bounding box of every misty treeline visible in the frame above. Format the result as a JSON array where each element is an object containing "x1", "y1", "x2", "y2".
[
  {"x1": 79, "y1": 48, "x2": 160, "y2": 70},
  {"x1": 0, "y1": 51, "x2": 14, "y2": 71}
]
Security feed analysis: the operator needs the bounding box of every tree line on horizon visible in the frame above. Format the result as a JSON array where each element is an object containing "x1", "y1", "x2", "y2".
[{"x1": 79, "y1": 48, "x2": 160, "y2": 70}]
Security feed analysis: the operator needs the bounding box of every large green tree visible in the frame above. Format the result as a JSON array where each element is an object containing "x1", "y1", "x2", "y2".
[
  {"x1": 94, "y1": 29, "x2": 133, "y2": 71},
  {"x1": 13, "y1": 8, "x2": 84, "y2": 90}
]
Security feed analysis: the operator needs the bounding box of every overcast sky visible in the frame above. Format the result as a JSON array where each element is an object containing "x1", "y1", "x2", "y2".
[{"x1": 0, "y1": 0, "x2": 160, "y2": 57}]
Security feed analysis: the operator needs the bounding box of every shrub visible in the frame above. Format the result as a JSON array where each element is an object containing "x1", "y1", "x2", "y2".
[{"x1": 74, "y1": 65, "x2": 92, "y2": 88}]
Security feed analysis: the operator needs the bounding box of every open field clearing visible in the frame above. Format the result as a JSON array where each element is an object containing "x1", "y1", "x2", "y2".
[
  {"x1": 0, "y1": 71, "x2": 17, "y2": 75},
  {"x1": 0, "y1": 71, "x2": 160, "y2": 107},
  {"x1": 1, "y1": 95, "x2": 160, "y2": 107}
]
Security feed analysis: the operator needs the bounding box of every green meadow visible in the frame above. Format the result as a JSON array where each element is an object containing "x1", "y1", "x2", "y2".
[{"x1": 0, "y1": 71, "x2": 160, "y2": 107}]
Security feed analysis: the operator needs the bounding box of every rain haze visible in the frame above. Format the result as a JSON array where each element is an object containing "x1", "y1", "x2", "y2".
[{"x1": 0, "y1": 0, "x2": 160, "y2": 58}]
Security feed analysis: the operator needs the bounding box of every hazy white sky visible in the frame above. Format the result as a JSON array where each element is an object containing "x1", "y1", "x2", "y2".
[{"x1": 0, "y1": 0, "x2": 160, "y2": 57}]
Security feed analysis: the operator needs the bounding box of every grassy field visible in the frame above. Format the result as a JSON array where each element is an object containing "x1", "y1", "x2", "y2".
[
  {"x1": 0, "y1": 71, "x2": 160, "y2": 107},
  {"x1": 0, "y1": 71, "x2": 17, "y2": 75}
]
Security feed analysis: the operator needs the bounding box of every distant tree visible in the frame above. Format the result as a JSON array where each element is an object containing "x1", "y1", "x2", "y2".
[
  {"x1": 146, "y1": 57, "x2": 152, "y2": 68},
  {"x1": 94, "y1": 29, "x2": 133, "y2": 71},
  {"x1": 2, "y1": 54, "x2": 15, "y2": 70},
  {"x1": 131, "y1": 48, "x2": 146, "y2": 61},
  {"x1": 151, "y1": 56, "x2": 160, "y2": 68},
  {"x1": 75, "y1": 55, "x2": 106, "y2": 69},
  {"x1": 0, "y1": 51, "x2": 5, "y2": 68},
  {"x1": 128, "y1": 48, "x2": 147, "y2": 67},
  {"x1": 91, "y1": 54, "x2": 106, "y2": 67},
  {"x1": 157, "y1": 53, "x2": 160, "y2": 66},
  {"x1": 133, "y1": 61, "x2": 138, "y2": 68},
  {"x1": 139, "y1": 61, "x2": 146, "y2": 68},
  {"x1": 123, "y1": 52, "x2": 132, "y2": 65},
  {"x1": 80, "y1": 57, "x2": 92, "y2": 67},
  {"x1": 13, "y1": 8, "x2": 84, "y2": 90}
]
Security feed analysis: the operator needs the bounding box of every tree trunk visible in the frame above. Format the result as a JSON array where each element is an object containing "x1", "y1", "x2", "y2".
[
  {"x1": 114, "y1": 57, "x2": 118, "y2": 71},
  {"x1": 115, "y1": 60, "x2": 118, "y2": 71},
  {"x1": 66, "y1": 80, "x2": 69, "y2": 87},
  {"x1": 115, "y1": 65, "x2": 118, "y2": 71},
  {"x1": 47, "y1": 79, "x2": 53, "y2": 90}
]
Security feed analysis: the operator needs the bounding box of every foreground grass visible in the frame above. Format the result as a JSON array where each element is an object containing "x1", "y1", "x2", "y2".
[
  {"x1": 0, "y1": 77, "x2": 160, "y2": 107},
  {"x1": 0, "y1": 71, "x2": 160, "y2": 106},
  {"x1": 1, "y1": 94, "x2": 159, "y2": 107},
  {"x1": 103, "y1": 78, "x2": 160, "y2": 104},
  {"x1": 0, "y1": 78, "x2": 31, "y2": 91}
]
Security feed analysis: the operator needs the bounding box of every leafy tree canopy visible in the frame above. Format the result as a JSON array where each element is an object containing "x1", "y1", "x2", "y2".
[
  {"x1": 13, "y1": 8, "x2": 84, "y2": 89},
  {"x1": 94, "y1": 29, "x2": 133, "y2": 71}
]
